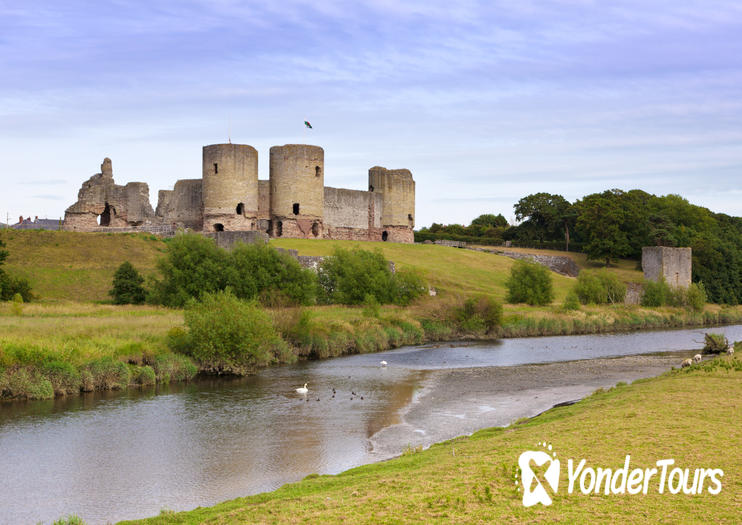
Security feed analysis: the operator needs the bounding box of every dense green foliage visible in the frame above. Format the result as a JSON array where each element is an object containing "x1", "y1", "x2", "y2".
[
  {"x1": 703, "y1": 333, "x2": 729, "y2": 354},
  {"x1": 456, "y1": 295, "x2": 503, "y2": 334},
  {"x1": 574, "y1": 269, "x2": 627, "y2": 304},
  {"x1": 177, "y1": 290, "x2": 293, "y2": 374},
  {"x1": 415, "y1": 214, "x2": 509, "y2": 245},
  {"x1": 149, "y1": 234, "x2": 316, "y2": 307},
  {"x1": 505, "y1": 260, "x2": 554, "y2": 305},
  {"x1": 498, "y1": 189, "x2": 742, "y2": 303},
  {"x1": 0, "y1": 237, "x2": 33, "y2": 302},
  {"x1": 109, "y1": 261, "x2": 146, "y2": 304},
  {"x1": 318, "y1": 247, "x2": 426, "y2": 305},
  {"x1": 642, "y1": 278, "x2": 706, "y2": 312}
]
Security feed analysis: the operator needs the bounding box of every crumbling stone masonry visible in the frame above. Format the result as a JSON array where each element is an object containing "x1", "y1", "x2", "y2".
[
  {"x1": 64, "y1": 143, "x2": 415, "y2": 243},
  {"x1": 642, "y1": 246, "x2": 692, "y2": 288}
]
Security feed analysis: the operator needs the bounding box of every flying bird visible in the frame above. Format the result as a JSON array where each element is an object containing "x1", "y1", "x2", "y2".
[{"x1": 304, "y1": 121, "x2": 313, "y2": 129}]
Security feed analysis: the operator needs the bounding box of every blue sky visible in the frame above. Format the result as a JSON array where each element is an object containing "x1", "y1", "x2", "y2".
[{"x1": 2, "y1": 0, "x2": 741, "y2": 227}]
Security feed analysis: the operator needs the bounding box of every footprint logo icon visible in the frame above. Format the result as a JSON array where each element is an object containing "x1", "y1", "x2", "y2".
[{"x1": 517, "y1": 442, "x2": 560, "y2": 507}]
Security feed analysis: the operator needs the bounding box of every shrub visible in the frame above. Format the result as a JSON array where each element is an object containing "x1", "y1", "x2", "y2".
[
  {"x1": 457, "y1": 295, "x2": 502, "y2": 335},
  {"x1": 132, "y1": 365, "x2": 156, "y2": 386},
  {"x1": 109, "y1": 261, "x2": 146, "y2": 304},
  {"x1": 703, "y1": 333, "x2": 728, "y2": 354},
  {"x1": 0, "y1": 272, "x2": 33, "y2": 302},
  {"x1": 642, "y1": 278, "x2": 671, "y2": 307},
  {"x1": 86, "y1": 357, "x2": 131, "y2": 390},
  {"x1": 575, "y1": 269, "x2": 626, "y2": 304},
  {"x1": 148, "y1": 234, "x2": 232, "y2": 307},
  {"x1": 148, "y1": 234, "x2": 317, "y2": 306},
  {"x1": 41, "y1": 360, "x2": 81, "y2": 395},
  {"x1": 505, "y1": 260, "x2": 554, "y2": 305},
  {"x1": 152, "y1": 354, "x2": 198, "y2": 383},
  {"x1": 0, "y1": 367, "x2": 54, "y2": 399},
  {"x1": 318, "y1": 248, "x2": 425, "y2": 305},
  {"x1": 177, "y1": 290, "x2": 292, "y2": 374},
  {"x1": 563, "y1": 290, "x2": 581, "y2": 311},
  {"x1": 684, "y1": 283, "x2": 707, "y2": 312},
  {"x1": 228, "y1": 243, "x2": 317, "y2": 305}
]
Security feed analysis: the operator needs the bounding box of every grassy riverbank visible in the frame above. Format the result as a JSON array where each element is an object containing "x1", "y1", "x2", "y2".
[
  {"x1": 122, "y1": 353, "x2": 742, "y2": 524},
  {"x1": 2, "y1": 299, "x2": 742, "y2": 400}
]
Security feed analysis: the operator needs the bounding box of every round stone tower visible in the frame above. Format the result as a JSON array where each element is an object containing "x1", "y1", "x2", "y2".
[
  {"x1": 368, "y1": 166, "x2": 415, "y2": 242},
  {"x1": 202, "y1": 144, "x2": 259, "y2": 232},
  {"x1": 269, "y1": 144, "x2": 324, "y2": 238}
]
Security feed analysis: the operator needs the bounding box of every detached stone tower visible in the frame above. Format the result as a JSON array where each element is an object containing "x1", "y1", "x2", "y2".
[
  {"x1": 642, "y1": 247, "x2": 692, "y2": 288},
  {"x1": 269, "y1": 144, "x2": 324, "y2": 238},
  {"x1": 368, "y1": 166, "x2": 415, "y2": 242},
  {"x1": 202, "y1": 144, "x2": 258, "y2": 232}
]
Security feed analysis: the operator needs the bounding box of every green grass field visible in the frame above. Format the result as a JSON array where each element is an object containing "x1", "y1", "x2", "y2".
[
  {"x1": 271, "y1": 238, "x2": 578, "y2": 302},
  {"x1": 123, "y1": 354, "x2": 742, "y2": 524}
]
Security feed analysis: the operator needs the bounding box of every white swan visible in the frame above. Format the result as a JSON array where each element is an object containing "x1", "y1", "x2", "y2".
[
  {"x1": 296, "y1": 383, "x2": 308, "y2": 394},
  {"x1": 380, "y1": 360, "x2": 388, "y2": 367}
]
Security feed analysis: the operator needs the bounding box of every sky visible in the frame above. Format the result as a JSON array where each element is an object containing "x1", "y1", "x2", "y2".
[{"x1": 1, "y1": 0, "x2": 742, "y2": 227}]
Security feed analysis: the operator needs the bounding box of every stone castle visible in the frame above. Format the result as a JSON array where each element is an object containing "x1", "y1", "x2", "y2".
[{"x1": 64, "y1": 143, "x2": 416, "y2": 243}]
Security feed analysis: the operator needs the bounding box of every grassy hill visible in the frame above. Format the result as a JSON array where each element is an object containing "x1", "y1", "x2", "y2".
[
  {"x1": 271, "y1": 238, "x2": 578, "y2": 302},
  {"x1": 0, "y1": 230, "x2": 166, "y2": 302},
  {"x1": 2, "y1": 231, "x2": 584, "y2": 303}
]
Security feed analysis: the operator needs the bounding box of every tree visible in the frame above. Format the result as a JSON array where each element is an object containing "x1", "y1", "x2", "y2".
[
  {"x1": 505, "y1": 260, "x2": 554, "y2": 305},
  {"x1": 470, "y1": 213, "x2": 508, "y2": 228},
  {"x1": 574, "y1": 190, "x2": 631, "y2": 265},
  {"x1": 513, "y1": 193, "x2": 574, "y2": 249},
  {"x1": 110, "y1": 261, "x2": 146, "y2": 304}
]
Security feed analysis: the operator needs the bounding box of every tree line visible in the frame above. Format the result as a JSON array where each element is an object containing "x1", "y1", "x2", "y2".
[{"x1": 417, "y1": 189, "x2": 742, "y2": 304}]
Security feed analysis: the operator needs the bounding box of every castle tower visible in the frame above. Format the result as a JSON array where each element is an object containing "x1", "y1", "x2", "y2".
[
  {"x1": 368, "y1": 166, "x2": 415, "y2": 242},
  {"x1": 202, "y1": 144, "x2": 259, "y2": 231},
  {"x1": 269, "y1": 144, "x2": 324, "y2": 238}
]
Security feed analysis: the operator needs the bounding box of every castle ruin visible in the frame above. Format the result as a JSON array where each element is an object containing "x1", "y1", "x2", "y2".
[
  {"x1": 64, "y1": 144, "x2": 415, "y2": 243},
  {"x1": 641, "y1": 246, "x2": 692, "y2": 288}
]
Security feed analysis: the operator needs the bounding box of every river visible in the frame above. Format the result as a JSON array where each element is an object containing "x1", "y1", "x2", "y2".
[{"x1": 1, "y1": 324, "x2": 740, "y2": 524}]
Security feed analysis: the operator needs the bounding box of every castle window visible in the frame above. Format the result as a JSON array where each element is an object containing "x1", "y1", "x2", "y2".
[
  {"x1": 236, "y1": 202, "x2": 244, "y2": 215},
  {"x1": 214, "y1": 223, "x2": 224, "y2": 232},
  {"x1": 315, "y1": 166, "x2": 321, "y2": 177},
  {"x1": 382, "y1": 231, "x2": 388, "y2": 242},
  {"x1": 214, "y1": 163, "x2": 218, "y2": 174},
  {"x1": 408, "y1": 213, "x2": 413, "y2": 221},
  {"x1": 276, "y1": 221, "x2": 283, "y2": 237},
  {"x1": 99, "y1": 202, "x2": 114, "y2": 227},
  {"x1": 369, "y1": 185, "x2": 374, "y2": 192},
  {"x1": 293, "y1": 203, "x2": 300, "y2": 215},
  {"x1": 312, "y1": 222, "x2": 319, "y2": 237}
]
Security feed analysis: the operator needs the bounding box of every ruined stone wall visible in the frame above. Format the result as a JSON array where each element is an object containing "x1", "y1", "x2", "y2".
[
  {"x1": 64, "y1": 158, "x2": 156, "y2": 231},
  {"x1": 642, "y1": 246, "x2": 692, "y2": 288},
  {"x1": 202, "y1": 144, "x2": 258, "y2": 232},
  {"x1": 156, "y1": 179, "x2": 203, "y2": 230},
  {"x1": 269, "y1": 144, "x2": 324, "y2": 239},
  {"x1": 204, "y1": 230, "x2": 269, "y2": 250}
]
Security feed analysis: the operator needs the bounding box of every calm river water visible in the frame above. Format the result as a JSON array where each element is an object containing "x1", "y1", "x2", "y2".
[{"x1": 1, "y1": 324, "x2": 741, "y2": 524}]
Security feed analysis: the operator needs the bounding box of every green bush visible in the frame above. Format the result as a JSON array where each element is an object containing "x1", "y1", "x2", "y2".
[
  {"x1": 152, "y1": 353, "x2": 198, "y2": 383},
  {"x1": 703, "y1": 333, "x2": 728, "y2": 354},
  {"x1": 575, "y1": 269, "x2": 626, "y2": 304},
  {"x1": 563, "y1": 290, "x2": 581, "y2": 311},
  {"x1": 457, "y1": 295, "x2": 503, "y2": 335},
  {"x1": 0, "y1": 367, "x2": 54, "y2": 399},
  {"x1": 684, "y1": 283, "x2": 707, "y2": 312},
  {"x1": 505, "y1": 260, "x2": 554, "y2": 305},
  {"x1": 149, "y1": 234, "x2": 317, "y2": 307},
  {"x1": 86, "y1": 357, "x2": 131, "y2": 390},
  {"x1": 132, "y1": 365, "x2": 157, "y2": 386},
  {"x1": 318, "y1": 248, "x2": 426, "y2": 305},
  {"x1": 229, "y1": 243, "x2": 317, "y2": 305},
  {"x1": 109, "y1": 261, "x2": 146, "y2": 304},
  {"x1": 177, "y1": 290, "x2": 293, "y2": 374},
  {"x1": 642, "y1": 278, "x2": 671, "y2": 307},
  {"x1": 41, "y1": 360, "x2": 81, "y2": 395},
  {"x1": 0, "y1": 272, "x2": 33, "y2": 302}
]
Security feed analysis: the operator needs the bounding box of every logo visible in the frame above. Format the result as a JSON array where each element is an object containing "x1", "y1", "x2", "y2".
[
  {"x1": 517, "y1": 442, "x2": 560, "y2": 507},
  {"x1": 516, "y1": 443, "x2": 724, "y2": 507}
]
